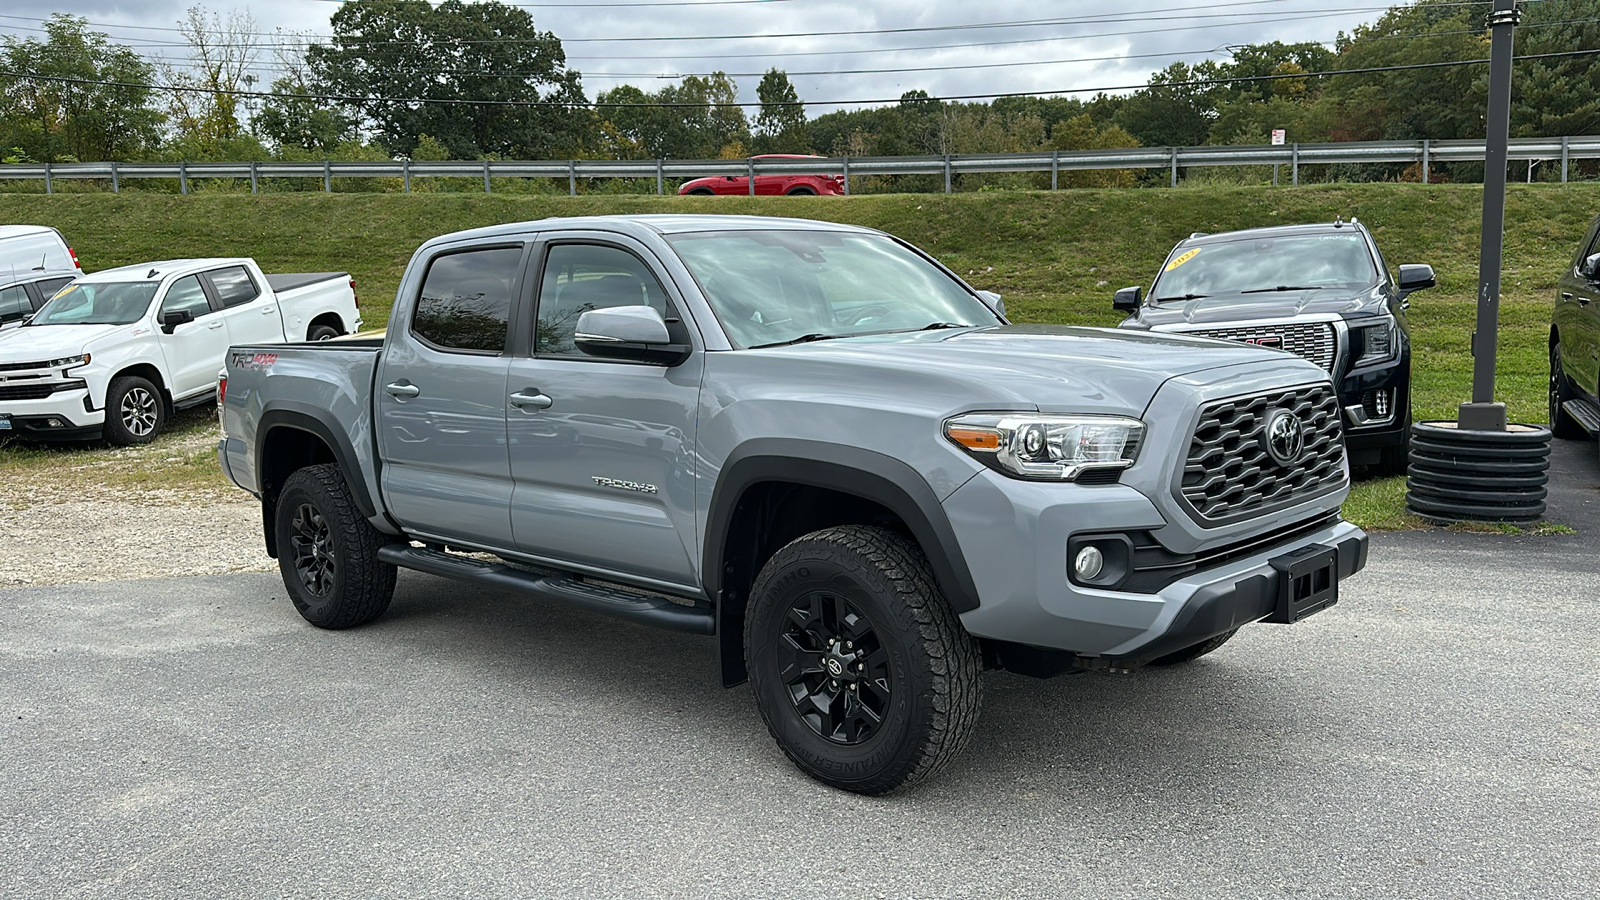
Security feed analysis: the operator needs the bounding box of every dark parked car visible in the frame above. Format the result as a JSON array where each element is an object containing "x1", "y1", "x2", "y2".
[
  {"x1": 1114, "y1": 220, "x2": 1435, "y2": 474},
  {"x1": 0, "y1": 270, "x2": 77, "y2": 330},
  {"x1": 1549, "y1": 212, "x2": 1600, "y2": 446},
  {"x1": 678, "y1": 154, "x2": 845, "y2": 196}
]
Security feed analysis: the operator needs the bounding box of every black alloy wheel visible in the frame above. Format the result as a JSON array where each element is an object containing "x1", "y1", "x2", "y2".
[
  {"x1": 778, "y1": 589, "x2": 892, "y2": 744},
  {"x1": 1549, "y1": 342, "x2": 1585, "y2": 439},
  {"x1": 288, "y1": 501, "x2": 336, "y2": 598}
]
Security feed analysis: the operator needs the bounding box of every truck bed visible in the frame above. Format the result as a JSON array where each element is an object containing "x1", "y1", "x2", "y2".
[{"x1": 265, "y1": 272, "x2": 348, "y2": 294}]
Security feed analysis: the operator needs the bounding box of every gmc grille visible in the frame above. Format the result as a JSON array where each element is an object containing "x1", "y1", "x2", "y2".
[
  {"x1": 1180, "y1": 384, "x2": 1346, "y2": 523},
  {"x1": 1184, "y1": 322, "x2": 1337, "y2": 373}
]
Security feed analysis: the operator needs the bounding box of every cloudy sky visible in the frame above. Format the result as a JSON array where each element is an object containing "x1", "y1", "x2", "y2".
[{"x1": 2, "y1": 1, "x2": 1395, "y2": 112}]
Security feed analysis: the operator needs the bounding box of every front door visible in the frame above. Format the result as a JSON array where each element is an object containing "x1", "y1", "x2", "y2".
[
  {"x1": 506, "y1": 238, "x2": 702, "y2": 589},
  {"x1": 155, "y1": 274, "x2": 231, "y2": 398},
  {"x1": 376, "y1": 244, "x2": 527, "y2": 548}
]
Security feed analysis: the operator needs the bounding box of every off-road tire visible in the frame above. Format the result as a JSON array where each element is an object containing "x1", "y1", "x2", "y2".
[
  {"x1": 1149, "y1": 628, "x2": 1238, "y2": 666},
  {"x1": 308, "y1": 323, "x2": 342, "y2": 342},
  {"x1": 275, "y1": 464, "x2": 396, "y2": 629},
  {"x1": 745, "y1": 525, "x2": 981, "y2": 795},
  {"x1": 103, "y1": 375, "x2": 164, "y2": 445},
  {"x1": 1549, "y1": 342, "x2": 1586, "y2": 439}
]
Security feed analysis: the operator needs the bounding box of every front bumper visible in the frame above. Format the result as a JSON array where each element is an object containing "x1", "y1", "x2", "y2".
[
  {"x1": 944, "y1": 469, "x2": 1367, "y2": 661},
  {"x1": 0, "y1": 388, "x2": 105, "y2": 440}
]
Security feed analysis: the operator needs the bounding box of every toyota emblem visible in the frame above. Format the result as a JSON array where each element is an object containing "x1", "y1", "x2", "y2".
[{"x1": 1265, "y1": 410, "x2": 1304, "y2": 466}]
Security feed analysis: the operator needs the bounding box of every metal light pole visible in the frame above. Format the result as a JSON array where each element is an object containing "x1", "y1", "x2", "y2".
[
  {"x1": 1406, "y1": 0, "x2": 1553, "y2": 526},
  {"x1": 1459, "y1": 0, "x2": 1520, "y2": 432}
]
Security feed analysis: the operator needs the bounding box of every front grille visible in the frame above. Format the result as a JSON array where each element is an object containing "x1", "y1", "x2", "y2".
[
  {"x1": 1184, "y1": 322, "x2": 1337, "y2": 372},
  {"x1": 0, "y1": 360, "x2": 50, "y2": 373},
  {"x1": 0, "y1": 380, "x2": 84, "y2": 401},
  {"x1": 1180, "y1": 384, "x2": 1346, "y2": 523}
]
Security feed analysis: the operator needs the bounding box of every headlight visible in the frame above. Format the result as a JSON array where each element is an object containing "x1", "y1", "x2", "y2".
[
  {"x1": 1355, "y1": 321, "x2": 1395, "y2": 363},
  {"x1": 944, "y1": 414, "x2": 1144, "y2": 481},
  {"x1": 50, "y1": 353, "x2": 91, "y2": 369}
]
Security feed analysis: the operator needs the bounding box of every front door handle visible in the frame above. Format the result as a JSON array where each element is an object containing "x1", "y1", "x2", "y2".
[
  {"x1": 384, "y1": 381, "x2": 421, "y2": 399},
  {"x1": 509, "y1": 390, "x2": 553, "y2": 409}
]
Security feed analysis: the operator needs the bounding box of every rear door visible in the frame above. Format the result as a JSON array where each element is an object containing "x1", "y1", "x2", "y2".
[
  {"x1": 27, "y1": 276, "x2": 75, "y2": 310},
  {"x1": 505, "y1": 235, "x2": 703, "y2": 588},
  {"x1": 207, "y1": 265, "x2": 284, "y2": 345},
  {"x1": 1557, "y1": 218, "x2": 1600, "y2": 399},
  {"x1": 155, "y1": 274, "x2": 231, "y2": 397},
  {"x1": 376, "y1": 243, "x2": 528, "y2": 548}
]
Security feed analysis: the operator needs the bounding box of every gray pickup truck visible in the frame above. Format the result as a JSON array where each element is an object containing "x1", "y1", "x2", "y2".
[{"x1": 219, "y1": 214, "x2": 1368, "y2": 794}]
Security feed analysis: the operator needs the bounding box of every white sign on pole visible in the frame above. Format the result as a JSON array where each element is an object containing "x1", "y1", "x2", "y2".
[{"x1": 1271, "y1": 129, "x2": 1287, "y2": 145}]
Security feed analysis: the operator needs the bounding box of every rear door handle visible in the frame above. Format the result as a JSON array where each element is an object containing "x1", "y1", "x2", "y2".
[
  {"x1": 509, "y1": 390, "x2": 553, "y2": 409},
  {"x1": 384, "y1": 382, "x2": 420, "y2": 399},
  {"x1": 1581, "y1": 296, "x2": 1593, "y2": 306},
  {"x1": 207, "y1": 320, "x2": 224, "y2": 329},
  {"x1": 261, "y1": 306, "x2": 276, "y2": 315}
]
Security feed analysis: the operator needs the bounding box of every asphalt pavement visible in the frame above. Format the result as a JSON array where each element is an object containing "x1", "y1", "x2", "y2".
[{"x1": 3, "y1": 506, "x2": 1597, "y2": 898}]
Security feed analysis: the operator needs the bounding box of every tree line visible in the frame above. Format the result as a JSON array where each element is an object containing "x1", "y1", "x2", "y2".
[{"x1": 3, "y1": 0, "x2": 1598, "y2": 188}]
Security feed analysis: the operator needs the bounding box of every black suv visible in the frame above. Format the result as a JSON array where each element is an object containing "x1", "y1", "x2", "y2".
[
  {"x1": 1113, "y1": 221, "x2": 1435, "y2": 474},
  {"x1": 1550, "y1": 212, "x2": 1600, "y2": 448}
]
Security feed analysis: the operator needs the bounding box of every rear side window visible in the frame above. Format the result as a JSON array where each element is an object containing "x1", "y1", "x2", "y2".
[
  {"x1": 205, "y1": 266, "x2": 260, "y2": 307},
  {"x1": 36, "y1": 277, "x2": 74, "y2": 305},
  {"x1": 0, "y1": 284, "x2": 28, "y2": 320},
  {"x1": 160, "y1": 275, "x2": 213, "y2": 322},
  {"x1": 535, "y1": 244, "x2": 678, "y2": 357},
  {"x1": 412, "y1": 246, "x2": 523, "y2": 353}
]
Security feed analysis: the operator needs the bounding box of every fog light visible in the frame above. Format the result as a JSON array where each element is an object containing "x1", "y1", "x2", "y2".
[
  {"x1": 1074, "y1": 546, "x2": 1104, "y2": 581},
  {"x1": 46, "y1": 418, "x2": 63, "y2": 428}
]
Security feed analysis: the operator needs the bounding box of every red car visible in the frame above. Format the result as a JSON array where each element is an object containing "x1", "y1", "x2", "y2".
[{"x1": 678, "y1": 154, "x2": 845, "y2": 196}]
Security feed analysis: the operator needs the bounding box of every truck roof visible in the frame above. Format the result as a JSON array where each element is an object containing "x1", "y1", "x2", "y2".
[
  {"x1": 0, "y1": 224, "x2": 65, "y2": 240},
  {"x1": 423, "y1": 214, "x2": 883, "y2": 248},
  {"x1": 75, "y1": 258, "x2": 256, "y2": 283}
]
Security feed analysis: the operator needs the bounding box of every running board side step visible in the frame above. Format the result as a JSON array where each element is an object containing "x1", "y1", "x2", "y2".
[
  {"x1": 1562, "y1": 398, "x2": 1600, "y2": 435},
  {"x1": 376, "y1": 544, "x2": 714, "y2": 635}
]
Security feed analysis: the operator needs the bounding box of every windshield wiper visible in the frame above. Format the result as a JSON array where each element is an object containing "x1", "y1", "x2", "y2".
[
  {"x1": 917, "y1": 322, "x2": 974, "y2": 330},
  {"x1": 1153, "y1": 293, "x2": 1207, "y2": 302},
  {"x1": 1239, "y1": 285, "x2": 1323, "y2": 294},
  {"x1": 749, "y1": 332, "x2": 848, "y2": 349}
]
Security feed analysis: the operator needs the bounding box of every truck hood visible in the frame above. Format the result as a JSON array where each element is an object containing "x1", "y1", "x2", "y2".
[
  {"x1": 1126, "y1": 286, "x2": 1387, "y2": 327},
  {"x1": 0, "y1": 323, "x2": 130, "y2": 361},
  {"x1": 744, "y1": 324, "x2": 1317, "y2": 414}
]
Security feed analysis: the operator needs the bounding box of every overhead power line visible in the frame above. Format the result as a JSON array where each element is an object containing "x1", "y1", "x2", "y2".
[{"x1": 2, "y1": 48, "x2": 1594, "y2": 112}]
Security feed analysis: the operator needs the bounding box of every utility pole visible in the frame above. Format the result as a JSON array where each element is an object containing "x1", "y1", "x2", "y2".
[{"x1": 1459, "y1": 0, "x2": 1520, "y2": 432}]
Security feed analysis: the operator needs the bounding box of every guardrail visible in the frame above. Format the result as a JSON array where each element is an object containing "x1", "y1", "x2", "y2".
[{"x1": 4, "y1": 136, "x2": 1597, "y2": 194}]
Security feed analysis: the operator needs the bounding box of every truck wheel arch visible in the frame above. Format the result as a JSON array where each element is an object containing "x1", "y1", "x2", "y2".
[
  {"x1": 106, "y1": 363, "x2": 170, "y2": 413},
  {"x1": 704, "y1": 439, "x2": 982, "y2": 686},
  {"x1": 257, "y1": 403, "x2": 380, "y2": 556}
]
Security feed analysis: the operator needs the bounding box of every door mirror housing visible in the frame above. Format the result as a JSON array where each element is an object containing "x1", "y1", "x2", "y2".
[
  {"x1": 1397, "y1": 264, "x2": 1436, "y2": 294},
  {"x1": 975, "y1": 290, "x2": 1007, "y2": 320},
  {"x1": 160, "y1": 309, "x2": 194, "y2": 334},
  {"x1": 1581, "y1": 253, "x2": 1600, "y2": 280},
  {"x1": 1113, "y1": 285, "x2": 1143, "y2": 313},
  {"x1": 574, "y1": 306, "x2": 690, "y2": 366}
]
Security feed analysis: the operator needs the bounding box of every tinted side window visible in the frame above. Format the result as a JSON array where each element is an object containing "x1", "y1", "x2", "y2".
[
  {"x1": 206, "y1": 266, "x2": 260, "y2": 307},
  {"x1": 35, "y1": 277, "x2": 74, "y2": 308},
  {"x1": 536, "y1": 244, "x2": 677, "y2": 357},
  {"x1": 412, "y1": 246, "x2": 522, "y2": 353},
  {"x1": 0, "y1": 285, "x2": 28, "y2": 320},
  {"x1": 160, "y1": 276, "x2": 213, "y2": 322}
]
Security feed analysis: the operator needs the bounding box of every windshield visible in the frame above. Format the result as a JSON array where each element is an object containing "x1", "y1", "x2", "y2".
[
  {"x1": 665, "y1": 230, "x2": 996, "y2": 348},
  {"x1": 1151, "y1": 233, "x2": 1377, "y2": 301},
  {"x1": 28, "y1": 282, "x2": 159, "y2": 326}
]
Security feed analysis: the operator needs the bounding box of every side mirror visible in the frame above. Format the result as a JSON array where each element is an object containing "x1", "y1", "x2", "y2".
[
  {"x1": 574, "y1": 305, "x2": 690, "y2": 366},
  {"x1": 975, "y1": 290, "x2": 1007, "y2": 320},
  {"x1": 160, "y1": 309, "x2": 194, "y2": 334},
  {"x1": 1397, "y1": 264, "x2": 1436, "y2": 293},
  {"x1": 1113, "y1": 286, "x2": 1143, "y2": 313},
  {"x1": 1581, "y1": 253, "x2": 1600, "y2": 280}
]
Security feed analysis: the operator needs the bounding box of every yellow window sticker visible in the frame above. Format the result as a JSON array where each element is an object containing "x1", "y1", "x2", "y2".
[{"x1": 1164, "y1": 248, "x2": 1201, "y2": 272}]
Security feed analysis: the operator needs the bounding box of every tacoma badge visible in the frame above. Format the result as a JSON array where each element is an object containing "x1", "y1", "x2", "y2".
[{"x1": 592, "y1": 476, "x2": 658, "y2": 494}]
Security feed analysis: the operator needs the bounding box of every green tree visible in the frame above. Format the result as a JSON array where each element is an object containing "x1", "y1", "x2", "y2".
[
  {"x1": 252, "y1": 37, "x2": 358, "y2": 154},
  {"x1": 162, "y1": 5, "x2": 260, "y2": 156},
  {"x1": 0, "y1": 14, "x2": 164, "y2": 161},
  {"x1": 754, "y1": 68, "x2": 806, "y2": 153},
  {"x1": 597, "y1": 73, "x2": 749, "y2": 159},
  {"x1": 308, "y1": 0, "x2": 589, "y2": 159}
]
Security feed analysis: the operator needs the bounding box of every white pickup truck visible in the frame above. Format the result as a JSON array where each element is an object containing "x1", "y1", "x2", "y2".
[{"x1": 0, "y1": 257, "x2": 360, "y2": 444}]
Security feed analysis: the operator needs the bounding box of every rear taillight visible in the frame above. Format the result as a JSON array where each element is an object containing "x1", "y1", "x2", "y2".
[
  {"x1": 218, "y1": 373, "x2": 227, "y2": 407},
  {"x1": 69, "y1": 247, "x2": 81, "y2": 270},
  {"x1": 350, "y1": 277, "x2": 359, "y2": 309}
]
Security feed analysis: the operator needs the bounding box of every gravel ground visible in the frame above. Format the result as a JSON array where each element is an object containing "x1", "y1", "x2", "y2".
[{"x1": 0, "y1": 428, "x2": 273, "y2": 587}]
